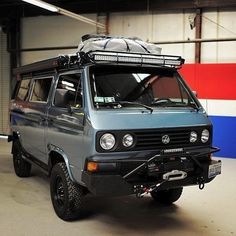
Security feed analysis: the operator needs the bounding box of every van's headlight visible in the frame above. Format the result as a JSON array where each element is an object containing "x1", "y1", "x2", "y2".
[
  {"x1": 122, "y1": 134, "x2": 134, "y2": 147},
  {"x1": 201, "y1": 129, "x2": 209, "y2": 143},
  {"x1": 190, "y1": 131, "x2": 197, "y2": 143},
  {"x1": 100, "y1": 133, "x2": 116, "y2": 150}
]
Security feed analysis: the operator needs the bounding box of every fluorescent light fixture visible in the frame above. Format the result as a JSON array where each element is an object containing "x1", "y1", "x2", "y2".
[
  {"x1": 65, "y1": 86, "x2": 76, "y2": 92},
  {"x1": 22, "y1": 0, "x2": 58, "y2": 12},
  {"x1": 22, "y1": 0, "x2": 105, "y2": 29},
  {"x1": 58, "y1": 8, "x2": 105, "y2": 29},
  {"x1": 62, "y1": 80, "x2": 74, "y2": 87},
  {"x1": 0, "y1": 135, "x2": 8, "y2": 140}
]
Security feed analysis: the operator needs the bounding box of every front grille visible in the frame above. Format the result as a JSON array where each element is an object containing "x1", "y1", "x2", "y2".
[
  {"x1": 96, "y1": 126, "x2": 212, "y2": 153},
  {"x1": 133, "y1": 127, "x2": 210, "y2": 151}
]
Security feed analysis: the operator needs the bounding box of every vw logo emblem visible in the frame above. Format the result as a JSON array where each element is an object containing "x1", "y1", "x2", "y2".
[{"x1": 162, "y1": 135, "x2": 170, "y2": 144}]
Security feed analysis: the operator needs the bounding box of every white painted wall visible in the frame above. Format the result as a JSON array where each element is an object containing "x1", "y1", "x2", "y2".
[
  {"x1": 0, "y1": 30, "x2": 10, "y2": 134},
  {"x1": 20, "y1": 9, "x2": 236, "y2": 64},
  {"x1": 109, "y1": 11, "x2": 196, "y2": 62},
  {"x1": 201, "y1": 9, "x2": 236, "y2": 63},
  {"x1": 21, "y1": 14, "x2": 97, "y2": 65}
]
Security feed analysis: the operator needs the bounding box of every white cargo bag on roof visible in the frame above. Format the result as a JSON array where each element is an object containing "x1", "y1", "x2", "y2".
[{"x1": 78, "y1": 35, "x2": 162, "y2": 54}]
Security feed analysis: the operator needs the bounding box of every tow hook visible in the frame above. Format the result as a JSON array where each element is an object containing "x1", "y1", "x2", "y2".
[
  {"x1": 197, "y1": 177, "x2": 205, "y2": 190},
  {"x1": 134, "y1": 182, "x2": 163, "y2": 198}
]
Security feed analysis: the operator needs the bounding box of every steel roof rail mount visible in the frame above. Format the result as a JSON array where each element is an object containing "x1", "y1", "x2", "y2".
[{"x1": 9, "y1": 34, "x2": 221, "y2": 221}]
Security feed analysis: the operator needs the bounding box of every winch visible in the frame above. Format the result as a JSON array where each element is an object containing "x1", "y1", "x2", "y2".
[{"x1": 134, "y1": 169, "x2": 188, "y2": 198}]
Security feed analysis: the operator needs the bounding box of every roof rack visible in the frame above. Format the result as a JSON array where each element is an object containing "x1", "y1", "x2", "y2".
[
  {"x1": 14, "y1": 50, "x2": 184, "y2": 77},
  {"x1": 13, "y1": 54, "x2": 79, "y2": 76}
]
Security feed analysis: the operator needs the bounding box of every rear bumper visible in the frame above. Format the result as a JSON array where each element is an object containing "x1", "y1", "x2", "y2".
[{"x1": 82, "y1": 147, "x2": 221, "y2": 196}]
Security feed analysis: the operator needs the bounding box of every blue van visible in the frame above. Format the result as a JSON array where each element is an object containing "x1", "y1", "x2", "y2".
[{"x1": 10, "y1": 35, "x2": 221, "y2": 221}]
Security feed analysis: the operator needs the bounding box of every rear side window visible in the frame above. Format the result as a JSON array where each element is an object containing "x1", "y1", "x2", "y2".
[
  {"x1": 16, "y1": 79, "x2": 31, "y2": 101},
  {"x1": 30, "y1": 77, "x2": 52, "y2": 102}
]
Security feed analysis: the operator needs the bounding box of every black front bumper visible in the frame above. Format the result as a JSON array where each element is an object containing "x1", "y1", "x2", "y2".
[{"x1": 82, "y1": 147, "x2": 221, "y2": 196}]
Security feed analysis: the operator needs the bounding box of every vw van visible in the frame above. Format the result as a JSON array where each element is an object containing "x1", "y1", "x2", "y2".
[{"x1": 9, "y1": 35, "x2": 221, "y2": 221}]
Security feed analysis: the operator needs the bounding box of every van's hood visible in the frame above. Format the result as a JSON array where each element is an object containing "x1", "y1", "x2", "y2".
[{"x1": 88, "y1": 108, "x2": 211, "y2": 130}]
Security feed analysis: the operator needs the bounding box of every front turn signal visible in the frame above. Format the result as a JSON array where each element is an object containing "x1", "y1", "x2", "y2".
[{"x1": 87, "y1": 162, "x2": 99, "y2": 172}]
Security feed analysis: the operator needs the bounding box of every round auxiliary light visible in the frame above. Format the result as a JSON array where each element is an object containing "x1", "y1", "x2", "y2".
[
  {"x1": 100, "y1": 133, "x2": 116, "y2": 150},
  {"x1": 122, "y1": 134, "x2": 134, "y2": 147},
  {"x1": 190, "y1": 131, "x2": 198, "y2": 143},
  {"x1": 201, "y1": 129, "x2": 210, "y2": 143}
]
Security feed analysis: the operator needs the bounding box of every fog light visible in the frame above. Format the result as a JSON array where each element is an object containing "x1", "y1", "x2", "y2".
[
  {"x1": 122, "y1": 134, "x2": 134, "y2": 147},
  {"x1": 87, "y1": 162, "x2": 99, "y2": 172},
  {"x1": 190, "y1": 131, "x2": 197, "y2": 143}
]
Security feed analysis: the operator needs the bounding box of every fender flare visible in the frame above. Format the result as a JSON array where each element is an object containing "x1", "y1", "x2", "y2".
[{"x1": 48, "y1": 145, "x2": 75, "y2": 182}]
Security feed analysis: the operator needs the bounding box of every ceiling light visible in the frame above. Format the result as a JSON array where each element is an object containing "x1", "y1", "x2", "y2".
[
  {"x1": 22, "y1": 0, "x2": 58, "y2": 12},
  {"x1": 22, "y1": 0, "x2": 105, "y2": 29}
]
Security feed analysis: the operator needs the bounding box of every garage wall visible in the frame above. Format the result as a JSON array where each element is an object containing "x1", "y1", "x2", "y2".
[
  {"x1": 21, "y1": 14, "x2": 96, "y2": 65},
  {"x1": 21, "y1": 9, "x2": 236, "y2": 63},
  {"x1": 202, "y1": 9, "x2": 236, "y2": 63},
  {"x1": 109, "y1": 10, "x2": 196, "y2": 63},
  {"x1": 109, "y1": 9, "x2": 236, "y2": 63},
  {"x1": 0, "y1": 30, "x2": 10, "y2": 135}
]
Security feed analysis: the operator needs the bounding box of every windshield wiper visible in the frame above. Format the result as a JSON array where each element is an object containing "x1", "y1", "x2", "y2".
[
  {"x1": 151, "y1": 98, "x2": 200, "y2": 111},
  {"x1": 151, "y1": 98, "x2": 173, "y2": 105},
  {"x1": 98, "y1": 101, "x2": 153, "y2": 113},
  {"x1": 151, "y1": 98, "x2": 186, "y2": 107}
]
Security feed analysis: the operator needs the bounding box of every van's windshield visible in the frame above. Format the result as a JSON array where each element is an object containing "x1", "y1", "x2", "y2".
[{"x1": 90, "y1": 65, "x2": 198, "y2": 110}]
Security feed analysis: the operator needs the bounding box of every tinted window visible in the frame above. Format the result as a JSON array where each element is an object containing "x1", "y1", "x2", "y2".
[
  {"x1": 54, "y1": 73, "x2": 82, "y2": 108},
  {"x1": 30, "y1": 77, "x2": 52, "y2": 102},
  {"x1": 16, "y1": 79, "x2": 31, "y2": 101}
]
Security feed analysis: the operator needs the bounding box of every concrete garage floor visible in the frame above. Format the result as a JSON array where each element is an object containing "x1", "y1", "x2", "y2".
[{"x1": 0, "y1": 140, "x2": 235, "y2": 236}]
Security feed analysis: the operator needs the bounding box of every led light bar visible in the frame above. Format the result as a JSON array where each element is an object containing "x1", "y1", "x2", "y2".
[{"x1": 89, "y1": 51, "x2": 184, "y2": 68}]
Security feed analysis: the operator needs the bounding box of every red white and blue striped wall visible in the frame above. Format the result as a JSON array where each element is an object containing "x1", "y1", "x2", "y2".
[{"x1": 180, "y1": 64, "x2": 236, "y2": 158}]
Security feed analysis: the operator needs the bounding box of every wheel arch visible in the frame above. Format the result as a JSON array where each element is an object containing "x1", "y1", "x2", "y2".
[{"x1": 48, "y1": 147, "x2": 75, "y2": 182}]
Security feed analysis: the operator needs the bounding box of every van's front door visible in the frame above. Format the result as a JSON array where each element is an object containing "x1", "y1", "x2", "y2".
[{"x1": 46, "y1": 72, "x2": 85, "y2": 176}]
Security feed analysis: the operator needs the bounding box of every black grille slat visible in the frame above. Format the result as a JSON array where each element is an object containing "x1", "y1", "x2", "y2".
[
  {"x1": 137, "y1": 141, "x2": 162, "y2": 145},
  {"x1": 137, "y1": 137, "x2": 161, "y2": 141}
]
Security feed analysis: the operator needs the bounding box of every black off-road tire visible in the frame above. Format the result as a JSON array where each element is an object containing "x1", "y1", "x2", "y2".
[
  {"x1": 12, "y1": 140, "x2": 31, "y2": 177},
  {"x1": 151, "y1": 187, "x2": 183, "y2": 205},
  {"x1": 50, "y1": 162, "x2": 84, "y2": 221}
]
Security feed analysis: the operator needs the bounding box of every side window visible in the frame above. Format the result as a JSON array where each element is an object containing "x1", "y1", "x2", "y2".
[
  {"x1": 16, "y1": 79, "x2": 31, "y2": 101},
  {"x1": 30, "y1": 77, "x2": 52, "y2": 102},
  {"x1": 54, "y1": 73, "x2": 82, "y2": 108}
]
